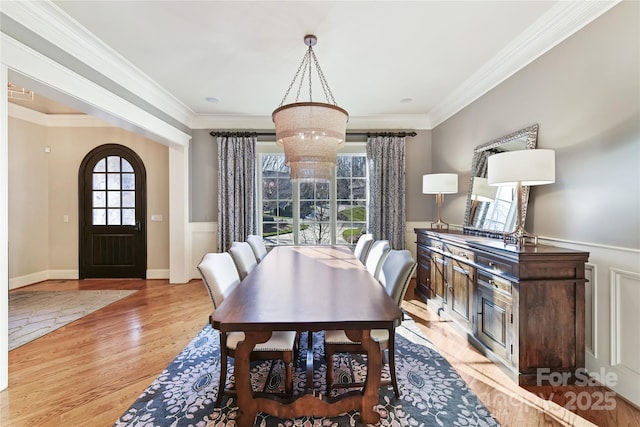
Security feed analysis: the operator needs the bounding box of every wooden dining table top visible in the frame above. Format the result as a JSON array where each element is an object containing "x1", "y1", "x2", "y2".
[{"x1": 210, "y1": 245, "x2": 403, "y2": 332}]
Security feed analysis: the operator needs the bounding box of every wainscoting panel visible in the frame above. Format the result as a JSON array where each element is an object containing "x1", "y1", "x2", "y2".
[
  {"x1": 610, "y1": 268, "x2": 640, "y2": 374},
  {"x1": 190, "y1": 222, "x2": 217, "y2": 279}
]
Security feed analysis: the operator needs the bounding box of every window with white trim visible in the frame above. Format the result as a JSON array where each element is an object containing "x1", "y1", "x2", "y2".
[{"x1": 258, "y1": 146, "x2": 368, "y2": 246}]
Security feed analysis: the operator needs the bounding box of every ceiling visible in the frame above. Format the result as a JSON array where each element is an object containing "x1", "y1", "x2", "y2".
[{"x1": 9, "y1": 1, "x2": 617, "y2": 129}]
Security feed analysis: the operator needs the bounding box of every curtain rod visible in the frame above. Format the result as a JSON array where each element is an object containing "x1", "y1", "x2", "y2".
[{"x1": 209, "y1": 131, "x2": 417, "y2": 138}]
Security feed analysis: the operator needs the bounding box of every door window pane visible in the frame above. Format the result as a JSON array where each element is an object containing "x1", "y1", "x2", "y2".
[
  {"x1": 121, "y1": 159, "x2": 134, "y2": 172},
  {"x1": 107, "y1": 156, "x2": 120, "y2": 172},
  {"x1": 94, "y1": 159, "x2": 106, "y2": 172},
  {"x1": 107, "y1": 209, "x2": 121, "y2": 225},
  {"x1": 122, "y1": 173, "x2": 135, "y2": 190},
  {"x1": 122, "y1": 191, "x2": 135, "y2": 207},
  {"x1": 122, "y1": 209, "x2": 135, "y2": 225},
  {"x1": 93, "y1": 191, "x2": 106, "y2": 208},
  {"x1": 107, "y1": 191, "x2": 121, "y2": 207},
  {"x1": 93, "y1": 209, "x2": 106, "y2": 225},
  {"x1": 93, "y1": 173, "x2": 106, "y2": 190},
  {"x1": 107, "y1": 173, "x2": 121, "y2": 190}
]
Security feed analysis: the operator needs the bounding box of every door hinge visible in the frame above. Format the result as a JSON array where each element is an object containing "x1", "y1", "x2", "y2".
[{"x1": 510, "y1": 313, "x2": 513, "y2": 324}]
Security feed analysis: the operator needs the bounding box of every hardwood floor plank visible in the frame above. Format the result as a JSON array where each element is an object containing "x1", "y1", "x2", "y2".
[{"x1": 1, "y1": 278, "x2": 638, "y2": 427}]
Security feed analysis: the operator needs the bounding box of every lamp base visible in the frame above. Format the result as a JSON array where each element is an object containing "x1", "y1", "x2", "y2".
[
  {"x1": 430, "y1": 220, "x2": 450, "y2": 231},
  {"x1": 503, "y1": 226, "x2": 538, "y2": 247}
]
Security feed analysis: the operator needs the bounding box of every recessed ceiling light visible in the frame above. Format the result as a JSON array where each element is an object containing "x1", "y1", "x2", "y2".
[
  {"x1": 205, "y1": 97, "x2": 220, "y2": 103},
  {"x1": 400, "y1": 97, "x2": 413, "y2": 103}
]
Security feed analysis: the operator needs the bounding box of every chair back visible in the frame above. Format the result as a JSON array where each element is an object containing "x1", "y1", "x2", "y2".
[
  {"x1": 365, "y1": 240, "x2": 390, "y2": 279},
  {"x1": 247, "y1": 234, "x2": 268, "y2": 263},
  {"x1": 379, "y1": 249, "x2": 417, "y2": 306},
  {"x1": 229, "y1": 241, "x2": 258, "y2": 279},
  {"x1": 197, "y1": 252, "x2": 241, "y2": 309},
  {"x1": 353, "y1": 233, "x2": 374, "y2": 263}
]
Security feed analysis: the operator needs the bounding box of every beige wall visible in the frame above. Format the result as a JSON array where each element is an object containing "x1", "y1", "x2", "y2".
[
  {"x1": 8, "y1": 117, "x2": 170, "y2": 282},
  {"x1": 432, "y1": 1, "x2": 639, "y2": 249},
  {"x1": 8, "y1": 119, "x2": 49, "y2": 278}
]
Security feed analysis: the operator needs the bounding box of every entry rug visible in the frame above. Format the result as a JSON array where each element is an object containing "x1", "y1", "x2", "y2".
[
  {"x1": 9, "y1": 290, "x2": 137, "y2": 350},
  {"x1": 115, "y1": 315, "x2": 499, "y2": 427}
]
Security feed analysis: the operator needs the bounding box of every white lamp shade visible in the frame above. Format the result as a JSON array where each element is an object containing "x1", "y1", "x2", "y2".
[
  {"x1": 422, "y1": 173, "x2": 458, "y2": 194},
  {"x1": 488, "y1": 149, "x2": 555, "y2": 186},
  {"x1": 471, "y1": 177, "x2": 497, "y2": 202}
]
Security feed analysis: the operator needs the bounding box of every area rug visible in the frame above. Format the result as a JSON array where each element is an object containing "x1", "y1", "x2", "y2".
[
  {"x1": 8, "y1": 290, "x2": 138, "y2": 350},
  {"x1": 114, "y1": 315, "x2": 499, "y2": 426}
]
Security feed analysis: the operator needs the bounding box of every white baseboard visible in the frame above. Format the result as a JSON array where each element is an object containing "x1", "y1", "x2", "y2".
[
  {"x1": 147, "y1": 269, "x2": 169, "y2": 279},
  {"x1": 9, "y1": 271, "x2": 49, "y2": 290}
]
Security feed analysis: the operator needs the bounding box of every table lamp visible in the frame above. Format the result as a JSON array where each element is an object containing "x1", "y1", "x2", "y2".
[
  {"x1": 488, "y1": 149, "x2": 555, "y2": 246},
  {"x1": 422, "y1": 173, "x2": 458, "y2": 231}
]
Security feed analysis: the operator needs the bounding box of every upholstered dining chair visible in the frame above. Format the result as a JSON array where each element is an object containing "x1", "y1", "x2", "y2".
[
  {"x1": 229, "y1": 241, "x2": 258, "y2": 279},
  {"x1": 246, "y1": 234, "x2": 268, "y2": 263},
  {"x1": 353, "y1": 233, "x2": 374, "y2": 264},
  {"x1": 364, "y1": 239, "x2": 391, "y2": 280},
  {"x1": 324, "y1": 249, "x2": 416, "y2": 398},
  {"x1": 197, "y1": 252, "x2": 297, "y2": 407}
]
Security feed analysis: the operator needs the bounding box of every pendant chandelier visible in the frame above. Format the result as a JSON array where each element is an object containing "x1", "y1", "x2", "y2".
[{"x1": 272, "y1": 35, "x2": 349, "y2": 182}]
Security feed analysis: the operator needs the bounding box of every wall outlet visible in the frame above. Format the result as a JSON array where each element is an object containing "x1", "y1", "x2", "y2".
[{"x1": 151, "y1": 214, "x2": 163, "y2": 222}]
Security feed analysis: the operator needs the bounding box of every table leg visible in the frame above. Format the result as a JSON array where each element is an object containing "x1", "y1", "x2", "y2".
[
  {"x1": 233, "y1": 331, "x2": 272, "y2": 427},
  {"x1": 344, "y1": 329, "x2": 381, "y2": 424}
]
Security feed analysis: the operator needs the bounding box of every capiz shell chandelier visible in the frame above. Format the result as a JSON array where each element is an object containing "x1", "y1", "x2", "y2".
[{"x1": 272, "y1": 35, "x2": 348, "y2": 182}]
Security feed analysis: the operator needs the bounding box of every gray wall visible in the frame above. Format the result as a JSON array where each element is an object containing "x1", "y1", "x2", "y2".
[
  {"x1": 432, "y1": 1, "x2": 639, "y2": 249},
  {"x1": 189, "y1": 129, "x2": 434, "y2": 223},
  {"x1": 190, "y1": 129, "x2": 218, "y2": 222}
]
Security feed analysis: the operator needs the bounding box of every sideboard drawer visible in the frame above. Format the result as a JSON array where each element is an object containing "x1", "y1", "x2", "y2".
[
  {"x1": 478, "y1": 271, "x2": 512, "y2": 295},
  {"x1": 451, "y1": 247, "x2": 474, "y2": 263},
  {"x1": 477, "y1": 254, "x2": 514, "y2": 276}
]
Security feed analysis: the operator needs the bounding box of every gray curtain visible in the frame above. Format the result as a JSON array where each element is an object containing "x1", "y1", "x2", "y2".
[
  {"x1": 217, "y1": 135, "x2": 256, "y2": 252},
  {"x1": 366, "y1": 135, "x2": 406, "y2": 249}
]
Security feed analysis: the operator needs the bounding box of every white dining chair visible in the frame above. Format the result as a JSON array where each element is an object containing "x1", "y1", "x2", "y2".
[
  {"x1": 353, "y1": 233, "x2": 374, "y2": 264},
  {"x1": 197, "y1": 252, "x2": 297, "y2": 407},
  {"x1": 229, "y1": 241, "x2": 258, "y2": 279},
  {"x1": 246, "y1": 234, "x2": 268, "y2": 263},
  {"x1": 324, "y1": 249, "x2": 416, "y2": 398},
  {"x1": 364, "y1": 239, "x2": 390, "y2": 280}
]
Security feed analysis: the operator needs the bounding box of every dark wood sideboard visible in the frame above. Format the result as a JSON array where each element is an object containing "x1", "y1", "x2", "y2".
[{"x1": 414, "y1": 228, "x2": 590, "y2": 386}]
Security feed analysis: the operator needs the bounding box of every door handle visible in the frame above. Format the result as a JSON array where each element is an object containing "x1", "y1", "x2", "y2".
[{"x1": 134, "y1": 220, "x2": 141, "y2": 232}]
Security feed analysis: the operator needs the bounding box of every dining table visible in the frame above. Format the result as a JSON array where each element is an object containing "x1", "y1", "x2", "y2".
[{"x1": 209, "y1": 245, "x2": 403, "y2": 426}]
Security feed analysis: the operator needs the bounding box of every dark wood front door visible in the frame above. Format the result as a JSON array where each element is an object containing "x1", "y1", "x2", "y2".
[{"x1": 79, "y1": 144, "x2": 147, "y2": 278}]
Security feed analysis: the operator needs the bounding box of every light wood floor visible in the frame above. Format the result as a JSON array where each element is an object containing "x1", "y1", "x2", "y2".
[{"x1": 1, "y1": 279, "x2": 638, "y2": 427}]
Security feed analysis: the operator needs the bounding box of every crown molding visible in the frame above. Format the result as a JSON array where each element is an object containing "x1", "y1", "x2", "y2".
[
  {"x1": 426, "y1": 0, "x2": 621, "y2": 128},
  {"x1": 1, "y1": 0, "x2": 194, "y2": 127}
]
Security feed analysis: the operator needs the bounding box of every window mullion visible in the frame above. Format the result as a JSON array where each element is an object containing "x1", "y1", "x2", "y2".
[{"x1": 292, "y1": 182, "x2": 300, "y2": 245}]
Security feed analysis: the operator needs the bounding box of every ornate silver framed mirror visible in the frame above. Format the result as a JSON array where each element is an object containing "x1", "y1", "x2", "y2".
[{"x1": 463, "y1": 124, "x2": 538, "y2": 239}]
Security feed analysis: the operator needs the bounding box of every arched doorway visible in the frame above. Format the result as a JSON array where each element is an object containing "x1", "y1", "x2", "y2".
[{"x1": 78, "y1": 144, "x2": 147, "y2": 278}]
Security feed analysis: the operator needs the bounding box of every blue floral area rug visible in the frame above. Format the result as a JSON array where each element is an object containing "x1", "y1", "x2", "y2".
[{"x1": 114, "y1": 315, "x2": 499, "y2": 426}]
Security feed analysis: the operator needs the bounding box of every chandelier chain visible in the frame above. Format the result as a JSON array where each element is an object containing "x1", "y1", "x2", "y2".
[
  {"x1": 279, "y1": 47, "x2": 309, "y2": 107},
  {"x1": 278, "y1": 42, "x2": 338, "y2": 107},
  {"x1": 309, "y1": 48, "x2": 336, "y2": 105}
]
